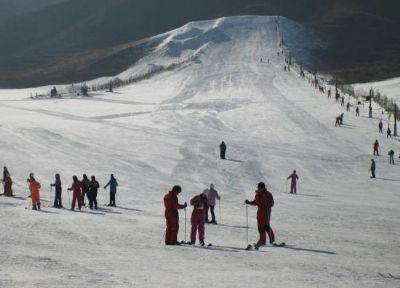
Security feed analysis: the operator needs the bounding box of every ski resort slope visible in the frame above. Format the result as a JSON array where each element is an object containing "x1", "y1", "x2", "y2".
[
  {"x1": 354, "y1": 77, "x2": 400, "y2": 103},
  {"x1": 0, "y1": 16, "x2": 399, "y2": 288}
]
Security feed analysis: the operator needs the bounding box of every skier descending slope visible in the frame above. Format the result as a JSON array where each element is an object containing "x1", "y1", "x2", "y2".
[
  {"x1": 245, "y1": 182, "x2": 275, "y2": 247},
  {"x1": 28, "y1": 173, "x2": 41, "y2": 210},
  {"x1": 163, "y1": 185, "x2": 187, "y2": 245},
  {"x1": 370, "y1": 159, "x2": 376, "y2": 178},
  {"x1": 68, "y1": 176, "x2": 82, "y2": 211},
  {"x1": 287, "y1": 170, "x2": 299, "y2": 194},
  {"x1": 189, "y1": 193, "x2": 209, "y2": 246},
  {"x1": 373, "y1": 140, "x2": 380, "y2": 156}
]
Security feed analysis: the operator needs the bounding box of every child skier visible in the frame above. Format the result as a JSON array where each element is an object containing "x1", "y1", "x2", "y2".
[
  {"x1": 287, "y1": 170, "x2": 299, "y2": 194},
  {"x1": 28, "y1": 173, "x2": 41, "y2": 210},
  {"x1": 68, "y1": 176, "x2": 82, "y2": 211},
  {"x1": 190, "y1": 193, "x2": 209, "y2": 246},
  {"x1": 104, "y1": 174, "x2": 118, "y2": 207}
]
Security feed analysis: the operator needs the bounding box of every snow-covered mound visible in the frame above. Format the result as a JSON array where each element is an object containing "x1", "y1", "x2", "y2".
[
  {"x1": 0, "y1": 16, "x2": 399, "y2": 288},
  {"x1": 354, "y1": 77, "x2": 400, "y2": 103}
]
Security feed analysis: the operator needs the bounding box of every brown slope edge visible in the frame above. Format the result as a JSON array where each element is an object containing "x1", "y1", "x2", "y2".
[{"x1": 0, "y1": 37, "x2": 163, "y2": 88}]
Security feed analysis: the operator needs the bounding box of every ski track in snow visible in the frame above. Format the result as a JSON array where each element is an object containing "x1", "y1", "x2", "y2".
[{"x1": 0, "y1": 16, "x2": 400, "y2": 288}]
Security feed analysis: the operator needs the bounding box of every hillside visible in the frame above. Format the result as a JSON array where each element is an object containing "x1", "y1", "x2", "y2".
[
  {"x1": 0, "y1": 0, "x2": 399, "y2": 87},
  {"x1": 0, "y1": 16, "x2": 399, "y2": 287}
]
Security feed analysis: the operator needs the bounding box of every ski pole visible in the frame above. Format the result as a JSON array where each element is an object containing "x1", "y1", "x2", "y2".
[
  {"x1": 219, "y1": 199, "x2": 222, "y2": 225},
  {"x1": 160, "y1": 229, "x2": 166, "y2": 244},
  {"x1": 104, "y1": 188, "x2": 107, "y2": 206},
  {"x1": 49, "y1": 185, "x2": 52, "y2": 207},
  {"x1": 246, "y1": 204, "x2": 249, "y2": 244},
  {"x1": 116, "y1": 192, "x2": 120, "y2": 206},
  {"x1": 67, "y1": 189, "x2": 71, "y2": 209},
  {"x1": 285, "y1": 180, "x2": 288, "y2": 193},
  {"x1": 25, "y1": 183, "x2": 31, "y2": 209}
]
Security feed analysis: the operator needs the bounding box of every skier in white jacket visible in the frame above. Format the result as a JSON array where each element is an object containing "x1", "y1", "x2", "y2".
[{"x1": 202, "y1": 184, "x2": 221, "y2": 224}]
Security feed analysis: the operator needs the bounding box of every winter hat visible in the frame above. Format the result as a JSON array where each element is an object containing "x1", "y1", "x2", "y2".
[
  {"x1": 172, "y1": 185, "x2": 182, "y2": 193},
  {"x1": 257, "y1": 182, "x2": 266, "y2": 189}
]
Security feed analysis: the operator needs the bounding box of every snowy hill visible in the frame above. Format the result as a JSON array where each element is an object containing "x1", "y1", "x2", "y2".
[
  {"x1": 354, "y1": 77, "x2": 400, "y2": 103},
  {"x1": 0, "y1": 16, "x2": 399, "y2": 287}
]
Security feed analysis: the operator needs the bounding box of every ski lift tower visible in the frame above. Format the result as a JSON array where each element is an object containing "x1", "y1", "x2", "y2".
[{"x1": 369, "y1": 88, "x2": 373, "y2": 118}]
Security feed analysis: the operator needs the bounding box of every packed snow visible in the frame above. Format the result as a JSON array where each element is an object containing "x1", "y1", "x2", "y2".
[
  {"x1": 354, "y1": 77, "x2": 400, "y2": 103},
  {"x1": 0, "y1": 16, "x2": 399, "y2": 288}
]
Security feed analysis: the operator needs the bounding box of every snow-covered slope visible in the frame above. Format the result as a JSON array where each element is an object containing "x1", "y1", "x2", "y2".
[
  {"x1": 354, "y1": 77, "x2": 400, "y2": 103},
  {"x1": 0, "y1": 16, "x2": 399, "y2": 288}
]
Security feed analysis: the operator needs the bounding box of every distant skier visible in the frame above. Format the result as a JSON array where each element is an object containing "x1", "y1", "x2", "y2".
[
  {"x1": 68, "y1": 176, "x2": 82, "y2": 211},
  {"x1": 287, "y1": 170, "x2": 299, "y2": 194},
  {"x1": 245, "y1": 182, "x2": 275, "y2": 247},
  {"x1": 27, "y1": 173, "x2": 41, "y2": 210},
  {"x1": 328, "y1": 89, "x2": 331, "y2": 98},
  {"x1": 50, "y1": 173, "x2": 63, "y2": 208},
  {"x1": 341, "y1": 97, "x2": 345, "y2": 106},
  {"x1": 3, "y1": 173, "x2": 13, "y2": 197},
  {"x1": 81, "y1": 174, "x2": 90, "y2": 207},
  {"x1": 219, "y1": 141, "x2": 227, "y2": 160},
  {"x1": 189, "y1": 193, "x2": 209, "y2": 246},
  {"x1": 163, "y1": 185, "x2": 187, "y2": 245},
  {"x1": 335, "y1": 116, "x2": 341, "y2": 127},
  {"x1": 340, "y1": 113, "x2": 344, "y2": 125},
  {"x1": 373, "y1": 140, "x2": 380, "y2": 156},
  {"x1": 346, "y1": 102, "x2": 350, "y2": 112},
  {"x1": 356, "y1": 107, "x2": 360, "y2": 117},
  {"x1": 388, "y1": 149, "x2": 395, "y2": 165},
  {"x1": 202, "y1": 184, "x2": 220, "y2": 224},
  {"x1": 88, "y1": 176, "x2": 100, "y2": 210},
  {"x1": 370, "y1": 159, "x2": 376, "y2": 178},
  {"x1": 2, "y1": 166, "x2": 12, "y2": 196},
  {"x1": 379, "y1": 121, "x2": 383, "y2": 133},
  {"x1": 387, "y1": 127, "x2": 392, "y2": 138},
  {"x1": 104, "y1": 174, "x2": 118, "y2": 207}
]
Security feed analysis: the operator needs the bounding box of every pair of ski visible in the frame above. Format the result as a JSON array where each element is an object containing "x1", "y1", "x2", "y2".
[
  {"x1": 378, "y1": 272, "x2": 400, "y2": 280},
  {"x1": 180, "y1": 241, "x2": 213, "y2": 247},
  {"x1": 246, "y1": 242, "x2": 286, "y2": 251}
]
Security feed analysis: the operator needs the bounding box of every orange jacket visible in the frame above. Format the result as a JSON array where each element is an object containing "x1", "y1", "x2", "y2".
[{"x1": 30, "y1": 180, "x2": 41, "y2": 203}]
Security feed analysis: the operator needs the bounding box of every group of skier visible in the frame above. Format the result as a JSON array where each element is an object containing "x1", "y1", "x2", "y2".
[
  {"x1": 163, "y1": 183, "x2": 221, "y2": 246},
  {"x1": 2, "y1": 171, "x2": 118, "y2": 211}
]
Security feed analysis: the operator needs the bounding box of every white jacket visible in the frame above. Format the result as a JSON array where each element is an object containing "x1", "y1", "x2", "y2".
[{"x1": 202, "y1": 188, "x2": 220, "y2": 206}]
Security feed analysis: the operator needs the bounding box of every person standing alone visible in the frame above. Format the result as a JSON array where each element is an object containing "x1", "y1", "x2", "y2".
[
  {"x1": 104, "y1": 174, "x2": 118, "y2": 207},
  {"x1": 287, "y1": 170, "x2": 299, "y2": 194},
  {"x1": 219, "y1": 141, "x2": 227, "y2": 159}
]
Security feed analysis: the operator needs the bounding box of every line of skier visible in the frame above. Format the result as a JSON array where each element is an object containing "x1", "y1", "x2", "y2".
[{"x1": 3, "y1": 171, "x2": 119, "y2": 211}]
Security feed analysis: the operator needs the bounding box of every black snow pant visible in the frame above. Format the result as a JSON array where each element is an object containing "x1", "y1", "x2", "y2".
[
  {"x1": 88, "y1": 190, "x2": 98, "y2": 209},
  {"x1": 371, "y1": 169, "x2": 376, "y2": 178},
  {"x1": 53, "y1": 188, "x2": 62, "y2": 208},
  {"x1": 390, "y1": 156, "x2": 394, "y2": 165},
  {"x1": 110, "y1": 192, "x2": 116, "y2": 206},
  {"x1": 220, "y1": 150, "x2": 226, "y2": 159},
  {"x1": 206, "y1": 205, "x2": 216, "y2": 223},
  {"x1": 81, "y1": 188, "x2": 89, "y2": 206}
]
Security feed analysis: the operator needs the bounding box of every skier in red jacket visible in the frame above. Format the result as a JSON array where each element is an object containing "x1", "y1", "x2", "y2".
[
  {"x1": 245, "y1": 182, "x2": 275, "y2": 247},
  {"x1": 189, "y1": 193, "x2": 209, "y2": 246},
  {"x1": 287, "y1": 170, "x2": 299, "y2": 194},
  {"x1": 164, "y1": 185, "x2": 187, "y2": 245},
  {"x1": 68, "y1": 175, "x2": 82, "y2": 211}
]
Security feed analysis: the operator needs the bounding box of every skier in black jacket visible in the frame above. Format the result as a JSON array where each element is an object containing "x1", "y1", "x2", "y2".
[{"x1": 51, "y1": 173, "x2": 63, "y2": 208}]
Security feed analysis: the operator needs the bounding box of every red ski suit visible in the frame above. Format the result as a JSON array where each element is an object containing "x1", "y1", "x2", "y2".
[
  {"x1": 190, "y1": 194, "x2": 209, "y2": 243},
  {"x1": 70, "y1": 181, "x2": 82, "y2": 210},
  {"x1": 248, "y1": 189, "x2": 275, "y2": 245},
  {"x1": 287, "y1": 173, "x2": 299, "y2": 194},
  {"x1": 164, "y1": 191, "x2": 186, "y2": 245}
]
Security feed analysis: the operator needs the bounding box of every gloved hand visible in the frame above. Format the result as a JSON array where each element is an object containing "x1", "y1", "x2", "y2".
[{"x1": 245, "y1": 200, "x2": 250, "y2": 204}]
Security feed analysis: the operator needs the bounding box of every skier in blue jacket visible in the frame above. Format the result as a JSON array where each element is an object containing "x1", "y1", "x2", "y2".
[{"x1": 104, "y1": 174, "x2": 118, "y2": 206}]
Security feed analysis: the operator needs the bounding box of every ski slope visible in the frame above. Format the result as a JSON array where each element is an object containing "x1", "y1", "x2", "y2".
[
  {"x1": 0, "y1": 16, "x2": 399, "y2": 288},
  {"x1": 354, "y1": 77, "x2": 400, "y2": 103}
]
